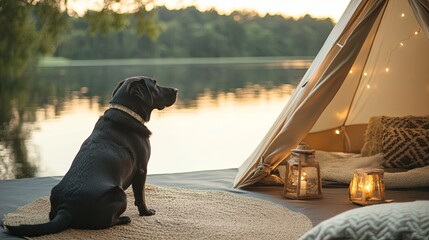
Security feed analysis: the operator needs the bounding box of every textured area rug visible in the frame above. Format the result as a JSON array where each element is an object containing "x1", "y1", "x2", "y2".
[{"x1": 3, "y1": 185, "x2": 312, "y2": 240}]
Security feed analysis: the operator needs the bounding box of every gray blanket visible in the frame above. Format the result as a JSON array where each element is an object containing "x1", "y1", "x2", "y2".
[{"x1": 317, "y1": 151, "x2": 429, "y2": 189}]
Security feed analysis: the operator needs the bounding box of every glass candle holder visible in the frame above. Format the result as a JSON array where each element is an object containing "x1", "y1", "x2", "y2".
[{"x1": 349, "y1": 168, "x2": 385, "y2": 205}]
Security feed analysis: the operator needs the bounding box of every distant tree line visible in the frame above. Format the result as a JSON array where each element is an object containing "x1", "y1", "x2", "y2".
[{"x1": 54, "y1": 7, "x2": 335, "y2": 59}]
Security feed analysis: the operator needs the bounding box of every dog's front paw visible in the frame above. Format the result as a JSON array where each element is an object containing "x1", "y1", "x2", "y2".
[{"x1": 139, "y1": 208, "x2": 156, "y2": 216}]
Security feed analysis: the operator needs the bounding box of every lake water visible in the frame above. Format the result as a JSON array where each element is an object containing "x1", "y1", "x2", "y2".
[{"x1": 0, "y1": 57, "x2": 311, "y2": 180}]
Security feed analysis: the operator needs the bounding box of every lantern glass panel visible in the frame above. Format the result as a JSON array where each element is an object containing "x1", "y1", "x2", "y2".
[
  {"x1": 302, "y1": 166, "x2": 319, "y2": 195},
  {"x1": 285, "y1": 164, "x2": 299, "y2": 195}
]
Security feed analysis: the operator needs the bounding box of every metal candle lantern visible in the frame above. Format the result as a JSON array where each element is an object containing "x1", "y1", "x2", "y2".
[
  {"x1": 349, "y1": 168, "x2": 385, "y2": 205},
  {"x1": 284, "y1": 142, "x2": 322, "y2": 199}
]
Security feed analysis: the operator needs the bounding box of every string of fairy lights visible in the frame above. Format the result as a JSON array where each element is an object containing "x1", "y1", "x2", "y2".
[
  {"x1": 349, "y1": 12, "x2": 422, "y2": 81},
  {"x1": 334, "y1": 10, "x2": 423, "y2": 152}
]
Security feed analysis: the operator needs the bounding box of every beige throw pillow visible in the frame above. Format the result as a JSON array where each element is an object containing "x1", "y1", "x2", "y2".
[{"x1": 361, "y1": 116, "x2": 429, "y2": 157}]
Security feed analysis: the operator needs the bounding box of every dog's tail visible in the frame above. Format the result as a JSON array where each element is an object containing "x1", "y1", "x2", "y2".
[{"x1": 4, "y1": 209, "x2": 72, "y2": 237}]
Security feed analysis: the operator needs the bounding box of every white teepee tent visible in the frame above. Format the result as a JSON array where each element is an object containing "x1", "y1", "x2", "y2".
[{"x1": 234, "y1": 0, "x2": 429, "y2": 188}]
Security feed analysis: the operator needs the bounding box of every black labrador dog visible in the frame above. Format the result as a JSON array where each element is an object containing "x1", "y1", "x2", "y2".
[{"x1": 4, "y1": 76, "x2": 178, "y2": 237}]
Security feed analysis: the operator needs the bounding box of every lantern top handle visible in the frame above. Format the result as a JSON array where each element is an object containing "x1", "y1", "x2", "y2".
[{"x1": 291, "y1": 142, "x2": 315, "y2": 154}]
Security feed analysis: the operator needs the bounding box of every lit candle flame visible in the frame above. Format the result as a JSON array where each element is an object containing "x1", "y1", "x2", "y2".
[{"x1": 365, "y1": 184, "x2": 371, "y2": 192}]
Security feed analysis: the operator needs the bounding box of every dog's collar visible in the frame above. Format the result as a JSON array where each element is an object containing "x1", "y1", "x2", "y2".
[{"x1": 109, "y1": 103, "x2": 145, "y2": 125}]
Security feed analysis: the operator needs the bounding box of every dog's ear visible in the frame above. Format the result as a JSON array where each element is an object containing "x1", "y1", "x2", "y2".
[
  {"x1": 112, "y1": 80, "x2": 125, "y2": 97},
  {"x1": 128, "y1": 80, "x2": 153, "y2": 106}
]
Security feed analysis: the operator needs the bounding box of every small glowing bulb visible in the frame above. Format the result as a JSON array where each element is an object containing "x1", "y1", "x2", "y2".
[
  {"x1": 414, "y1": 31, "x2": 419, "y2": 35},
  {"x1": 400, "y1": 42, "x2": 404, "y2": 46},
  {"x1": 349, "y1": 70, "x2": 353, "y2": 74},
  {"x1": 366, "y1": 84, "x2": 371, "y2": 89},
  {"x1": 401, "y1": 13, "x2": 405, "y2": 17},
  {"x1": 335, "y1": 129, "x2": 341, "y2": 135},
  {"x1": 385, "y1": 67, "x2": 389, "y2": 72},
  {"x1": 363, "y1": 72, "x2": 368, "y2": 76}
]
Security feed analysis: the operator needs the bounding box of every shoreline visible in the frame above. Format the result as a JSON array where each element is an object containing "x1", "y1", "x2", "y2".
[{"x1": 39, "y1": 56, "x2": 314, "y2": 68}]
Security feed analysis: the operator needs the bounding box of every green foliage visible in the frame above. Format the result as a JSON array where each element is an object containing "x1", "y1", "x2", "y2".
[
  {"x1": 0, "y1": 0, "x2": 158, "y2": 80},
  {"x1": 84, "y1": 9, "x2": 130, "y2": 35},
  {"x1": 0, "y1": 0, "x2": 63, "y2": 79},
  {"x1": 54, "y1": 7, "x2": 335, "y2": 59},
  {"x1": 134, "y1": 8, "x2": 161, "y2": 39}
]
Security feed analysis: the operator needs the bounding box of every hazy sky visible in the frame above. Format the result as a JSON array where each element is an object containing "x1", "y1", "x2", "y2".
[{"x1": 69, "y1": 0, "x2": 350, "y2": 22}]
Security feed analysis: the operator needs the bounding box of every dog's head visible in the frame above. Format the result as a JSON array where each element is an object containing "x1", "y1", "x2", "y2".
[{"x1": 110, "y1": 76, "x2": 178, "y2": 122}]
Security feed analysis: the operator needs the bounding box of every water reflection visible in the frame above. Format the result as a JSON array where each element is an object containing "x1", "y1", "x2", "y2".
[{"x1": 0, "y1": 58, "x2": 310, "y2": 179}]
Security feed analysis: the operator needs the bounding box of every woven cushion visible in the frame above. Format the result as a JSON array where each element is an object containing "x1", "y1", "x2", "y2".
[
  {"x1": 299, "y1": 201, "x2": 429, "y2": 240},
  {"x1": 361, "y1": 116, "x2": 429, "y2": 156},
  {"x1": 382, "y1": 128, "x2": 429, "y2": 168}
]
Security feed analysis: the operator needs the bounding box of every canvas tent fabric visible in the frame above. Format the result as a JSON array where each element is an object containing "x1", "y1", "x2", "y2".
[
  {"x1": 234, "y1": 0, "x2": 429, "y2": 188},
  {"x1": 409, "y1": 0, "x2": 429, "y2": 38}
]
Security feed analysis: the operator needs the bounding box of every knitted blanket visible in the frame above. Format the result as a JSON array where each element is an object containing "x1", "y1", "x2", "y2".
[{"x1": 317, "y1": 151, "x2": 429, "y2": 189}]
